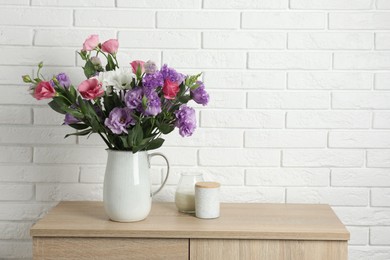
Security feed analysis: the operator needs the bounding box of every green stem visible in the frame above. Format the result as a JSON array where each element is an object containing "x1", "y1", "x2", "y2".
[
  {"x1": 144, "y1": 133, "x2": 162, "y2": 151},
  {"x1": 113, "y1": 54, "x2": 120, "y2": 69},
  {"x1": 56, "y1": 92, "x2": 74, "y2": 107},
  {"x1": 37, "y1": 66, "x2": 42, "y2": 80},
  {"x1": 95, "y1": 49, "x2": 109, "y2": 60},
  {"x1": 98, "y1": 132, "x2": 113, "y2": 149},
  {"x1": 145, "y1": 118, "x2": 154, "y2": 136}
]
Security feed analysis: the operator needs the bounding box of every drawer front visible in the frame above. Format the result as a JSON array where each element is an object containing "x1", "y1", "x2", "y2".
[
  {"x1": 34, "y1": 237, "x2": 188, "y2": 260},
  {"x1": 190, "y1": 239, "x2": 348, "y2": 260}
]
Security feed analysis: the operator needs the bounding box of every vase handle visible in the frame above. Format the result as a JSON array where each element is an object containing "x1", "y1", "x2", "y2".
[{"x1": 148, "y1": 153, "x2": 170, "y2": 197}]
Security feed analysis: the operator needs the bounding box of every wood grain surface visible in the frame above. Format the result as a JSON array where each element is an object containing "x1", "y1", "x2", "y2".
[
  {"x1": 30, "y1": 201, "x2": 349, "y2": 241},
  {"x1": 190, "y1": 239, "x2": 347, "y2": 260},
  {"x1": 33, "y1": 237, "x2": 188, "y2": 260}
]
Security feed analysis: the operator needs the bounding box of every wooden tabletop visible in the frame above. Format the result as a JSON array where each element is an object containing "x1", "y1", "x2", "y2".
[{"x1": 30, "y1": 201, "x2": 349, "y2": 241}]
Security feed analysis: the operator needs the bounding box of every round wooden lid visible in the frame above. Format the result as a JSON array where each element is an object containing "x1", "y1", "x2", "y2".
[{"x1": 195, "y1": 182, "x2": 221, "y2": 189}]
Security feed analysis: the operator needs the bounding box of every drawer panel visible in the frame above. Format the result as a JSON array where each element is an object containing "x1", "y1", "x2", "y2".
[
  {"x1": 190, "y1": 239, "x2": 348, "y2": 260},
  {"x1": 34, "y1": 237, "x2": 188, "y2": 260}
]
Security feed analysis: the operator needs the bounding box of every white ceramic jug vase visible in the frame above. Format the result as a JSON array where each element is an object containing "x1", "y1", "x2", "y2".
[{"x1": 103, "y1": 150, "x2": 170, "y2": 222}]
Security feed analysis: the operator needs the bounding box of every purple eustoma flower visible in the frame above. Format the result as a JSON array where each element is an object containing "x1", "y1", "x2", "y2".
[
  {"x1": 142, "y1": 64, "x2": 185, "y2": 95},
  {"x1": 160, "y1": 64, "x2": 184, "y2": 84},
  {"x1": 174, "y1": 105, "x2": 196, "y2": 137},
  {"x1": 56, "y1": 73, "x2": 71, "y2": 88},
  {"x1": 143, "y1": 90, "x2": 162, "y2": 116},
  {"x1": 64, "y1": 113, "x2": 80, "y2": 125},
  {"x1": 124, "y1": 87, "x2": 143, "y2": 111},
  {"x1": 105, "y1": 107, "x2": 135, "y2": 135},
  {"x1": 191, "y1": 81, "x2": 209, "y2": 106},
  {"x1": 142, "y1": 71, "x2": 164, "y2": 92}
]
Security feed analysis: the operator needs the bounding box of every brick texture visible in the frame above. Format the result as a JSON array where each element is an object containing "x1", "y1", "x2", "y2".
[{"x1": 0, "y1": 0, "x2": 389, "y2": 259}]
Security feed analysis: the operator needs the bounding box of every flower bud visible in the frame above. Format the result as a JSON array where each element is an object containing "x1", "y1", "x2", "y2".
[
  {"x1": 144, "y1": 60, "x2": 157, "y2": 74},
  {"x1": 52, "y1": 77, "x2": 59, "y2": 86},
  {"x1": 38, "y1": 61, "x2": 44, "y2": 68},
  {"x1": 90, "y1": 56, "x2": 101, "y2": 66},
  {"x1": 79, "y1": 50, "x2": 88, "y2": 60},
  {"x1": 22, "y1": 75, "x2": 32, "y2": 83},
  {"x1": 130, "y1": 60, "x2": 145, "y2": 75},
  {"x1": 101, "y1": 39, "x2": 119, "y2": 54},
  {"x1": 82, "y1": 34, "x2": 99, "y2": 51}
]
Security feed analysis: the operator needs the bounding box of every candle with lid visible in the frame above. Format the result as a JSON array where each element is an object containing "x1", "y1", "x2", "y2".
[
  {"x1": 195, "y1": 181, "x2": 221, "y2": 219},
  {"x1": 175, "y1": 173, "x2": 204, "y2": 213}
]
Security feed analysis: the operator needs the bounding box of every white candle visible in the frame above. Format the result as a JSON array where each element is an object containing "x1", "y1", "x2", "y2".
[
  {"x1": 195, "y1": 182, "x2": 220, "y2": 219},
  {"x1": 175, "y1": 190, "x2": 195, "y2": 213}
]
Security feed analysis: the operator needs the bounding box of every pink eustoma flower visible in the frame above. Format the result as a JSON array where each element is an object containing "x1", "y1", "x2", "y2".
[
  {"x1": 162, "y1": 79, "x2": 180, "y2": 100},
  {"x1": 101, "y1": 39, "x2": 119, "y2": 54},
  {"x1": 78, "y1": 78, "x2": 104, "y2": 100},
  {"x1": 130, "y1": 60, "x2": 145, "y2": 74},
  {"x1": 82, "y1": 34, "x2": 99, "y2": 51},
  {"x1": 33, "y1": 81, "x2": 56, "y2": 100}
]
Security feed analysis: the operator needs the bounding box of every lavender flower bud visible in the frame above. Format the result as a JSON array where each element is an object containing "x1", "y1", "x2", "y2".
[
  {"x1": 90, "y1": 56, "x2": 102, "y2": 66},
  {"x1": 144, "y1": 60, "x2": 157, "y2": 74}
]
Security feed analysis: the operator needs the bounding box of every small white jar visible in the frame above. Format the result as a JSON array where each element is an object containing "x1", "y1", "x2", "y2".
[{"x1": 195, "y1": 182, "x2": 220, "y2": 219}]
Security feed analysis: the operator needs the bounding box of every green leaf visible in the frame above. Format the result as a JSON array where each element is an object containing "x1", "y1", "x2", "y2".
[
  {"x1": 190, "y1": 82, "x2": 201, "y2": 91},
  {"x1": 139, "y1": 135, "x2": 157, "y2": 146},
  {"x1": 178, "y1": 95, "x2": 191, "y2": 104},
  {"x1": 48, "y1": 100, "x2": 66, "y2": 115},
  {"x1": 112, "y1": 135, "x2": 124, "y2": 150},
  {"x1": 83, "y1": 60, "x2": 96, "y2": 79},
  {"x1": 103, "y1": 95, "x2": 115, "y2": 114},
  {"x1": 90, "y1": 119, "x2": 101, "y2": 132},
  {"x1": 76, "y1": 97, "x2": 103, "y2": 132},
  {"x1": 55, "y1": 98, "x2": 73, "y2": 112},
  {"x1": 107, "y1": 134, "x2": 116, "y2": 148},
  {"x1": 78, "y1": 51, "x2": 88, "y2": 61},
  {"x1": 177, "y1": 82, "x2": 186, "y2": 96},
  {"x1": 132, "y1": 146, "x2": 141, "y2": 153},
  {"x1": 65, "y1": 128, "x2": 92, "y2": 138},
  {"x1": 145, "y1": 138, "x2": 165, "y2": 151},
  {"x1": 103, "y1": 90, "x2": 122, "y2": 114},
  {"x1": 120, "y1": 136, "x2": 129, "y2": 149},
  {"x1": 86, "y1": 101, "x2": 98, "y2": 116},
  {"x1": 69, "y1": 86, "x2": 77, "y2": 102},
  {"x1": 183, "y1": 73, "x2": 203, "y2": 94},
  {"x1": 158, "y1": 123, "x2": 174, "y2": 135},
  {"x1": 106, "y1": 55, "x2": 115, "y2": 71},
  {"x1": 132, "y1": 124, "x2": 144, "y2": 146},
  {"x1": 68, "y1": 124, "x2": 89, "y2": 130},
  {"x1": 49, "y1": 97, "x2": 84, "y2": 118},
  {"x1": 55, "y1": 96, "x2": 71, "y2": 106},
  {"x1": 170, "y1": 104, "x2": 181, "y2": 112},
  {"x1": 66, "y1": 109, "x2": 84, "y2": 119},
  {"x1": 127, "y1": 129, "x2": 134, "y2": 147},
  {"x1": 78, "y1": 97, "x2": 88, "y2": 115}
]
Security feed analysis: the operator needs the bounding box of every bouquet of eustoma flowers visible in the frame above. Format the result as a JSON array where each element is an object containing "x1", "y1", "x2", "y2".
[{"x1": 22, "y1": 35, "x2": 209, "y2": 152}]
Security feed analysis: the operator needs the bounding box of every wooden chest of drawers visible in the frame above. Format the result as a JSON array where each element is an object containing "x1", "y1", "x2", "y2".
[{"x1": 31, "y1": 201, "x2": 349, "y2": 259}]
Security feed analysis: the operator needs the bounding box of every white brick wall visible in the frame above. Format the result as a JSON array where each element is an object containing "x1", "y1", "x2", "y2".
[{"x1": 0, "y1": 1, "x2": 389, "y2": 259}]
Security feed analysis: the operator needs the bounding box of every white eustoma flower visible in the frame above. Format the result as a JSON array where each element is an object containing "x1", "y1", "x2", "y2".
[{"x1": 98, "y1": 68, "x2": 135, "y2": 90}]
